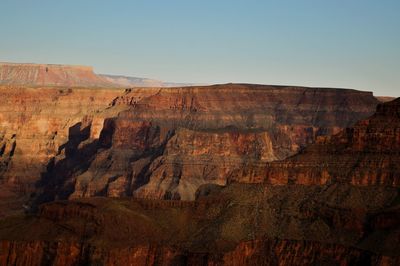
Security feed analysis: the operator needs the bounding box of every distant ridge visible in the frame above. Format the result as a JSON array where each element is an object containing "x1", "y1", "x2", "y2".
[
  {"x1": 100, "y1": 74, "x2": 203, "y2": 88},
  {"x1": 0, "y1": 62, "x2": 204, "y2": 88},
  {"x1": 376, "y1": 96, "x2": 396, "y2": 102},
  {"x1": 0, "y1": 62, "x2": 115, "y2": 87}
]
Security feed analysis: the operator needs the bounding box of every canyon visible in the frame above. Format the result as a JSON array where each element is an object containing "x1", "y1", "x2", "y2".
[
  {"x1": 0, "y1": 85, "x2": 131, "y2": 216},
  {"x1": 1, "y1": 102, "x2": 400, "y2": 264},
  {"x1": 265, "y1": 97, "x2": 400, "y2": 187},
  {"x1": 0, "y1": 82, "x2": 381, "y2": 213},
  {"x1": 50, "y1": 85, "x2": 380, "y2": 201},
  {"x1": 0, "y1": 63, "x2": 399, "y2": 265}
]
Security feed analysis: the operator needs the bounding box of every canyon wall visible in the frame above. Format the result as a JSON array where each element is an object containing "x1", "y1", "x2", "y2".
[
  {"x1": 0, "y1": 180, "x2": 399, "y2": 265},
  {"x1": 0, "y1": 86, "x2": 131, "y2": 216},
  {"x1": 0, "y1": 82, "x2": 399, "y2": 265},
  {"x1": 44, "y1": 84, "x2": 379, "y2": 201},
  {"x1": 3, "y1": 239, "x2": 399, "y2": 266},
  {"x1": 265, "y1": 98, "x2": 400, "y2": 187},
  {"x1": 0, "y1": 83, "x2": 382, "y2": 216}
]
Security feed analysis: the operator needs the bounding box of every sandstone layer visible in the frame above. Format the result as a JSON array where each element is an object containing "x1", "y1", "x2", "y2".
[
  {"x1": 0, "y1": 182, "x2": 399, "y2": 265},
  {"x1": 0, "y1": 86, "x2": 130, "y2": 216},
  {"x1": 0, "y1": 83, "x2": 382, "y2": 218},
  {"x1": 34, "y1": 84, "x2": 380, "y2": 202},
  {"x1": 0, "y1": 86, "x2": 399, "y2": 265},
  {"x1": 265, "y1": 98, "x2": 400, "y2": 186},
  {"x1": 0, "y1": 63, "x2": 114, "y2": 87}
]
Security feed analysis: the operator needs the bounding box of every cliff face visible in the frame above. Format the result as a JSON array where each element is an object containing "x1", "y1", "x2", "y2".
[
  {"x1": 0, "y1": 98, "x2": 399, "y2": 265},
  {"x1": 0, "y1": 63, "x2": 114, "y2": 87},
  {"x1": 0, "y1": 181, "x2": 399, "y2": 265},
  {"x1": 2, "y1": 239, "x2": 399, "y2": 266},
  {"x1": 50, "y1": 85, "x2": 379, "y2": 201},
  {"x1": 0, "y1": 86, "x2": 130, "y2": 216},
  {"x1": 265, "y1": 98, "x2": 400, "y2": 186},
  {"x1": 0, "y1": 83, "x2": 382, "y2": 217}
]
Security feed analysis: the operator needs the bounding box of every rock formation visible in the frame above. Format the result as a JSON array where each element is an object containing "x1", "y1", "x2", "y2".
[
  {"x1": 41, "y1": 84, "x2": 380, "y2": 201},
  {"x1": 2, "y1": 61, "x2": 399, "y2": 265},
  {"x1": 265, "y1": 98, "x2": 400, "y2": 186},
  {"x1": 0, "y1": 76, "x2": 399, "y2": 264},
  {"x1": 0, "y1": 181, "x2": 399, "y2": 265},
  {"x1": 0, "y1": 85, "x2": 130, "y2": 216},
  {"x1": 100, "y1": 74, "x2": 200, "y2": 88},
  {"x1": 0, "y1": 62, "x2": 115, "y2": 87}
]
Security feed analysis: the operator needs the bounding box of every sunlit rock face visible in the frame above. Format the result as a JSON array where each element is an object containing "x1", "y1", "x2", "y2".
[
  {"x1": 0, "y1": 85, "x2": 128, "y2": 216},
  {"x1": 1, "y1": 82, "x2": 399, "y2": 265},
  {"x1": 265, "y1": 98, "x2": 400, "y2": 186},
  {"x1": 0, "y1": 62, "x2": 114, "y2": 87},
  {"x1": 39, "y1": 84, "x2": 379, "y2": 201}
]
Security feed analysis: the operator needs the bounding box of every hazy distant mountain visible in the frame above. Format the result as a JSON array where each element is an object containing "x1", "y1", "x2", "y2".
[
  {"x1": 0, "y1": 62, "x2": 202, "y2": 88},
  {"x1": 376, "y1": 96, "x2": 396, "y2": 102},
  {"x1": 100, "y1": 74, "x2": 202, "y2": 87}
]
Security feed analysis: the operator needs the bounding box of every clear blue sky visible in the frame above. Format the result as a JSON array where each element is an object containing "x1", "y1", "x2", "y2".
[{"x1": 0, "y1": 0, "x2": 399, "y2": 96}]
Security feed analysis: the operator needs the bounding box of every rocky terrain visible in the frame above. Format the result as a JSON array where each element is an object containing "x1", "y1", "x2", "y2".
[
  {"x1": 265, "y1": 97, "x2": 400, "y2": 187},
  {"x1": 0, "y1": 83, "x2": 380, "y2": 214},
  {"x1": 1, "y1": 62, "x2": 398, "y2": 265},
  {"x1": 0, "y1": 97, "x2": 399, "y2": 265},
  {"x1": 29, "y1": 84, "x2": 380, "y2": 203},
  {"x1": 0, "y1": 62, "x2": 115, "y2": 87},
  {"x1": 0, "y1": 85, "x2": 130, "y2": 216}
]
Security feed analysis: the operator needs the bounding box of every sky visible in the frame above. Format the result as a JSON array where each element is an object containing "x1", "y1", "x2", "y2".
[{"x1": 0, "y1": 0, "x2": 399, "y2": 96}]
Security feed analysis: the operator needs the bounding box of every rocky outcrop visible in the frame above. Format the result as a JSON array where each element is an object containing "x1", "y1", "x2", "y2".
[
  {"x1": 50, "y1": 84, "x2": 380, "y2": 200},
  {"x1": 0, "y1": 62, "x2": 114, "y2": 87},
  {"x1": 2, "y1": 239, "x2": 399, "y2": 266},
  {"x1": 265, "y1": 98, "x2": 400, "y2": 186},
  {"x1": 0, "y1": 181, "x2": 399, "y2": 265},
  {"x1": 2, "y1": 93, "x2": 400, "y2": 263},
  {"x1": 0, "y1": 86, "x2": 132, "y2": 216},
  {"x1": 0, "y1": 84, "x2": 382, "y2": 213}
]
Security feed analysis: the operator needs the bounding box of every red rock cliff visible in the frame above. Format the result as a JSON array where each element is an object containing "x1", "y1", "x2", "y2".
[
  {"x1": 0, "y1": 86, "x2": 129, "y2": 216},
  {"x1": 265, "y1": 98, "x2": 400, "y2": 186},
  {"x1": 50, "y1": 84, "x2": 379, "y2": 201},
  {"x1": 0, "y1": 62, "x2": 114, "y2": 87}
]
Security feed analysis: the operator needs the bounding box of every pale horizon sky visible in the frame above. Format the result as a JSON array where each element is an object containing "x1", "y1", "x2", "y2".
[{"x1": 0, "y1": 0, "x2": 399, "y2": 96}]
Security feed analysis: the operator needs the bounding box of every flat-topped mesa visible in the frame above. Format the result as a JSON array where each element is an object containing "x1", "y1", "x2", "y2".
[
  {"x1": 0, "y1": 62, "x2": 114, "y2": 87},
  {"x1": 265, "y1": 97, "x2": 400, "y2": 186},
  {"x1": 111, "y1": 84, "x2": 378, "y2": 128},
  {"x1": 0, "y1": 62, "x2": 93, "y2": 70},
  {"x1": 41, "y1": 84, "x2": 381, "y2": 201}
]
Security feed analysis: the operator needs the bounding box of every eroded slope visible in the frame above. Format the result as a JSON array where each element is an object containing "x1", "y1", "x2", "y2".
[{"x1": 45, "y1": 84, "x2": 379, "y2": 201}]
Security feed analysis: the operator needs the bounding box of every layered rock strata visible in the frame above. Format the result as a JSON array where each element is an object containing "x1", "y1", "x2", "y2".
[
  {"x1": 0, "y1": 63, "x2": 115, "y2": 87},
  {"x1": 44, "y1": 84, "x2": 379, "y2": 201},
  {"x1": 0, "y1": 91, "x2": 399, "y2": 265},
  {"x1": 265, "y1": 98, "x2": 400, "y2": 186},
  {"x1": 0, "y1": 86, "x2": 130, "y2": 216},
  {"x1": 0, "y1": 182, "x2": 399, "y2": 265}
]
